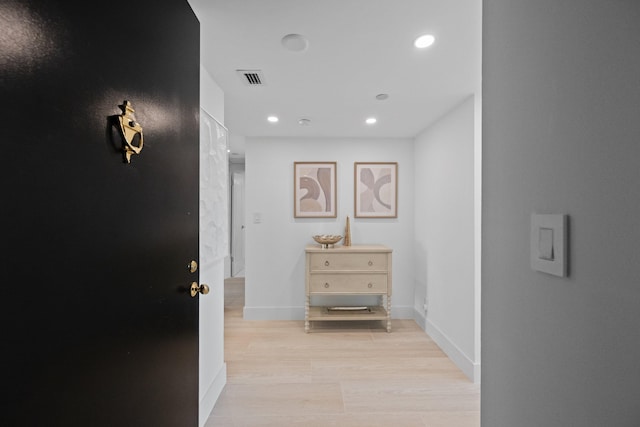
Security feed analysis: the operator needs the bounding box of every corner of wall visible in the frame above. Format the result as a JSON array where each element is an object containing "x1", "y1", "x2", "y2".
[{"x1": 425, "y1": 316, "x2": 480, "y2": 384}]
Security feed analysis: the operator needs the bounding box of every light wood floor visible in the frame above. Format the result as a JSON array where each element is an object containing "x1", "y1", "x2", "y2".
[{"x1": 205, "y1": 278, "x2": 479, "y2": 427}]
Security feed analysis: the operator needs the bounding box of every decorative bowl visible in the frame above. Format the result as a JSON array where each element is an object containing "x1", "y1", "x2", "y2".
[{"x1": 312, "y1": 234, "x2": 343, "y2": 249}]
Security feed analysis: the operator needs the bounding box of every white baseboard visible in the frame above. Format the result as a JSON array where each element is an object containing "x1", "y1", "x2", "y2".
[
  {"x1": 199, "y1": 363, "x2": 227, "y2": 427},
  {"x1": 414, "y1": 306, "x2": 427, "y2": 330},
  {"x1": 243, "y1": 305, "x2": 415, "y2": 320},
  {"x1": 391, "y1": 305, "x2": 415, "y2": 319},
  {"x1": 414, "y1": 308, "x2": 480, "y2": 384},
  {"x1": 243, "y1": 306, "x2": 304, "y2": 320}
]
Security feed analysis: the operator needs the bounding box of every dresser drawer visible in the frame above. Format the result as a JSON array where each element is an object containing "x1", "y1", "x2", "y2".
[
  {"x1": 309, "y1": 252, "x2": 388, "y2": 271},
  {"x1": 309, "y1": 274, "x2": 387, "y2": 294}
]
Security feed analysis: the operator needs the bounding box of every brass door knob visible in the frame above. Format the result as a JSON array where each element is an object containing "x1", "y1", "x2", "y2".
[
  {"x1": 188, "y1": 260, "x2": 198, "y2": 273},
  {"x1": 190, "y1": 282, "x2": 210, "y2": 297}
]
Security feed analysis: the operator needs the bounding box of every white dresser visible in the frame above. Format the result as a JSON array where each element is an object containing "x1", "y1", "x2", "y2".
[{"x1": 304, "y1": 244, "x2": 392, "y2": 332}]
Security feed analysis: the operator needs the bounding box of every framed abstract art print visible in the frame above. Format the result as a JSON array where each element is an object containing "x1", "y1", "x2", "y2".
[
  {"x1": 354, "y1": 162, "x2": 398, "y2": 218},
  {"x1": 294, "y1": 161, "x2": 337, "y2": 218}
]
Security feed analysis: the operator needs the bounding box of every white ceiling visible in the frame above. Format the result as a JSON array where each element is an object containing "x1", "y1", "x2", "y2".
[{"x1": 188, "y1": 0, "x2": 481, "y2": 158}]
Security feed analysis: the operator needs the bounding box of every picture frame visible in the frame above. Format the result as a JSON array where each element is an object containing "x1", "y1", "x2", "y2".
[
  {"x1": 354, "y1": 162, "x2": 398, "y2": 218},
  {"x1": 294, "y1": 161, "x2": 337, "y2": 218}
]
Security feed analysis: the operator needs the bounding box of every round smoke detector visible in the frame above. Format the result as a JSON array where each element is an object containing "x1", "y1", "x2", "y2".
[{"x1": 281, "y1": 34, "x2": 309, "y2": 52}]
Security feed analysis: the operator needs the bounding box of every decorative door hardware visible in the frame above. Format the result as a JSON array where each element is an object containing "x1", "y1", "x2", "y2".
[
  {"x1": 117, "y1": 100, "x2": 144, "y2": 163},
  {"x1": 190, "y1": 282, "x2": 209, "y2": 297}
]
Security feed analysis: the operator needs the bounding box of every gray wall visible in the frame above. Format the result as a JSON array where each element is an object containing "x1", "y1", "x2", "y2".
[{"x1": 482, "y1": 1, "x2": 640, "y2": 426}]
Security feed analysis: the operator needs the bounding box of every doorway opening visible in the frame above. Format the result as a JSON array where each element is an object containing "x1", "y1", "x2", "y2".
[{"x1": 229, "y1": 163, "x2": 245, "y2": 278}]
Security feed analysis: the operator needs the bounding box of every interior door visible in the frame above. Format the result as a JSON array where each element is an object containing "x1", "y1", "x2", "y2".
[
  {"x1": 1, "y1": 1, "x2": 201, "y2": 425},
  {"x1": 231, "y1": 171, "x2": 246, "y2": 276}
]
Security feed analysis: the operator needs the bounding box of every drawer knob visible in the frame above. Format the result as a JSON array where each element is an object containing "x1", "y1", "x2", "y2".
[
  {"x1": 324, "y1": 282, "x2": 330, "y2": 288},
  {"x1": 324, "y1": 261, "x2": 330, "y2": 266},
  {"x1": 368, "y1": 283, "x2": 373, "y2": 288},
  {"x1": 368, "y1": 261, "x2": 373, "y2": 266}
]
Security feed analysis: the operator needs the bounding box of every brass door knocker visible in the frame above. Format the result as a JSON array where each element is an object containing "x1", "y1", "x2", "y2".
[{"x1": 117, "y1": 100, "x2": 144, "y2": 163}]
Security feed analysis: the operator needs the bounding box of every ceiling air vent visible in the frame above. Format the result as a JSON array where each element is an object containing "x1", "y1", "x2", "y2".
[{"x1": 236, "y1": 69, "x2": 266, "y2": 86}]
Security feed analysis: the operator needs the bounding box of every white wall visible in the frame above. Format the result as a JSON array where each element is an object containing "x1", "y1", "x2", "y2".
[
  {"x1": 413, "y1": 96, "x2": 479, "y2": 381},
  {"x1": 198, "y1": 65, "x2": 226, "y2": 427},
  {"x1": 200, "y1": 65, "x2": 224, "y2": 123},
  {"x1": 244, "y1": 137, "x2": 415, "y2": 320},
  {"x1": 483, "y1": 1, "x2": 640, "y2": 425}
]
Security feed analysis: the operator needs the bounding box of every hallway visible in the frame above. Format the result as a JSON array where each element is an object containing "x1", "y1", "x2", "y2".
[{"x1": 205, "y1": 278, "x2": 479, "y2": 426}]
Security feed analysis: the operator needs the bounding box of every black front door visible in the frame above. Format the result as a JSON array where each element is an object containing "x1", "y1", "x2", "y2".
[{"x1": 1, "y1": 0, "x2": 200, "y2": 425}]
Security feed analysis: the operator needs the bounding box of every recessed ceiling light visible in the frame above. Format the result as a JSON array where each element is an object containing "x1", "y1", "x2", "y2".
[
  {"x1": 365, "y1": 117, "x2": 377, "y2": 125},
  {"x1": 267, "y1": 116, "x2": 279, "y2": 123},
  {"x1": 375, "y1": 93, "x2": 389, "y2": 101},
  {"x1": 281, "y1": 34, "x2": 309, "y2": 52},
  {"x1": 414, "y1": 34, "x2": 435, "y2": 48},
  {"x1": 298, "y1": 118, "x2": 311, "y2": 126}
]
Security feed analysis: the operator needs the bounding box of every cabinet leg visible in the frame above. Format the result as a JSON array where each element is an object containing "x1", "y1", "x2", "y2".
[
  {"x1": 386, "y1": 294, "x2": 392, "y2": 332},
  {"x1": 305, "y1": 294, "x2": 310, "y2": 333}
]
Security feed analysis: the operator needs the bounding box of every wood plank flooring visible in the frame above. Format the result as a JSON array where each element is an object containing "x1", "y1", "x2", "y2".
[{"x1": 205, "y1": 278, "x2": 479, "y2": 427}]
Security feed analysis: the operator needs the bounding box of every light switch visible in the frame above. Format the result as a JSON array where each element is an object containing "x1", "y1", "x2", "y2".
[
  {"x1": 253, "y1": 212, "x2": 262, "y2": 224},
  {"x1": 531, "y1": 214, "x2": 568, "y2": 277},
  {"x1": 538, "y1": 227, "x2": 554, "y2": 261}
]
